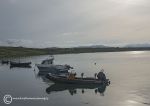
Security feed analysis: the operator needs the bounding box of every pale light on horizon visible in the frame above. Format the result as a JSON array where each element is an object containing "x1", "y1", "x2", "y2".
[
  {"x1": 111, "y1": 0, "x2": 145, "y2": 5},
  {"x1": 129, "y1": 51, "x2": 145, "y2": 55}
]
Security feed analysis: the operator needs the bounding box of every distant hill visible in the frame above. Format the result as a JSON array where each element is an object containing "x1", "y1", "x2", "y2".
[
  {"x1": 0, "y1": 46, "x2": 48, "y2": 58},
  {"x1": 0, "y1": 45, "x2": 150, "y2": 58}
]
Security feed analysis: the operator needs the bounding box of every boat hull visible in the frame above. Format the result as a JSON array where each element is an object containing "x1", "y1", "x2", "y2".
[
  {"x1": 10, "y1": 62, "x2": 31, "y2": 67},
  {"x1": 46, "y1": 74, "x2": 110, "y2": 85},
  {"x1": 36, "y1": 64, "x2": 69, "y2": 74}
]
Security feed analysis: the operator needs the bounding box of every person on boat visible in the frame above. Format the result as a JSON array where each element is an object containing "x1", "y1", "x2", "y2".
[
  {"x1": 68, "y1": 71, "x2": 76, "y2": 80},
  {"x1": 81, "y1": 73, "x2": 84, "y2": 78},
  {"x1": 97, "y1": 69, "x2": 106, "y2": 81}
]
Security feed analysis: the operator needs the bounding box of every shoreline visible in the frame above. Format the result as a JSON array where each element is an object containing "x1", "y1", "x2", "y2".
[{"x1": 0, "y1": 46, "x2": 150, "y2": 58}]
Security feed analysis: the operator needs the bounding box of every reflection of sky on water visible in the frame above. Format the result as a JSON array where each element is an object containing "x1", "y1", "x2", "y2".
[
  {"x1": 129, "y1": 51, "x2": 146, "y2": 55},
  {"x1": 0, "y1": 51, "x2": 150, "y2": 106}
]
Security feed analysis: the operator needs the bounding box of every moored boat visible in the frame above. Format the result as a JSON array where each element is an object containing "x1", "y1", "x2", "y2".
[
  {"x1": 46, "y1": 73, "x2": 110, "y2": 85},
  {"x1": 36, "y1": 56, "x2": 73, "y2": 75},
  {"x1": 10, "y1": 61, "x2": 32, "y2": 67},
  {"x1": 1, "y1": 60, "x2": 9, "y2": 64}
]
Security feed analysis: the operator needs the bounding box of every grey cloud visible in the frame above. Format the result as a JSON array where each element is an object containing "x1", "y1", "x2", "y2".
[{"x1": 0, "y1": 0, "x2": 150, "y2": 47}]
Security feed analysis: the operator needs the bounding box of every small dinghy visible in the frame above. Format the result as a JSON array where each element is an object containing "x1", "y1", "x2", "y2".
[
  {"x1": 10, "y1": 61, "x2": 32, "y2": 68},
  {"x1": 46, "y1": 73, "x2": 110, "y2": 85},
  {"x1": 1, "y1": 60, "x2": 9, "y2": 64}
]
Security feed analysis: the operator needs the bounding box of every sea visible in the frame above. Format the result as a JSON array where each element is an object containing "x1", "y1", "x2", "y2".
[{"x1": 0, "y1": 51, "x2": 150, "y2": 106}]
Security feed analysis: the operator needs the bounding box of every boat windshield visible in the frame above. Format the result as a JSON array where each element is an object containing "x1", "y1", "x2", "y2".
[{"x1": 41, "y1": 59, "x2": 53, "y2": 65}]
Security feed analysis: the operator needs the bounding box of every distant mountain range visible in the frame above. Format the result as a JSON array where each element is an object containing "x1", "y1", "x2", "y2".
[
  {"x1": 125, "y1": 43, "x2": 150, "y2": 48},
  {"x1": 1, "y1": 43, "x2": 150, "y2": 48},
  {"x1": 75, "y1": 43, "x2": 150, "y2": 48},
  {"x1": 75, "y1": 45, "x2": 109, "y2": 48}
]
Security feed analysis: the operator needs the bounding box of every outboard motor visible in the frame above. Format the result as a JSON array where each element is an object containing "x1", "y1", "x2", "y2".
[{"x1": 97, "y1": 72, "x2": 106, "y2": 81}]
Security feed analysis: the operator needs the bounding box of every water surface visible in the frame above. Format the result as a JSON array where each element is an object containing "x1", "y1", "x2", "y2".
[{"x1": 0, "y1": 51, "x2": 150, "y2": 106}]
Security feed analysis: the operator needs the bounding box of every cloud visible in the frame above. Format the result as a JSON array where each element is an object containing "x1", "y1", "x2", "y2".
[{"x1": 0, "y1": 0, "x2": 150, "y2": 47}]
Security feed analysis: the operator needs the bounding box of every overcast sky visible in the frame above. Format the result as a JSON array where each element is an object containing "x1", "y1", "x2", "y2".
[{"x1": 0, "y1": 0, "x2": 150, "y2": 47}]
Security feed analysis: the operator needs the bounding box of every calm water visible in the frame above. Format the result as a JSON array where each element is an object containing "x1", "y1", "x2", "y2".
[{"x1": 0, "y1": 51, "x2": 150, "y2": 106}]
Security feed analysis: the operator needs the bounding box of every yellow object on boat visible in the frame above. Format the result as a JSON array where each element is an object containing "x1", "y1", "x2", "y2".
[{"x1": 68, "y1": 73, "x2": 75, "y2": 80}]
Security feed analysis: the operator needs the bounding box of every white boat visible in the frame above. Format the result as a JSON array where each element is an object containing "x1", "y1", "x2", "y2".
[{"x1": 36, "y1": 56, "x2": 73, "y2": 75}]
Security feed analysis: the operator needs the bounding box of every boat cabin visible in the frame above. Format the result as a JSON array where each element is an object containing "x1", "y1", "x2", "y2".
[{"x1": 41, "y1": 56, "x2": 54, "y2": 65}]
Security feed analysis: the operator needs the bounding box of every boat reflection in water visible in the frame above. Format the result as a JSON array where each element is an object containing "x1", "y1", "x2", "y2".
[
  {"x1": 36, "y1": 71, "x2": 51, "y2": 82},
  {"x1": 46, "y1": 83, "x2": 108, "y2": 96},
  {"x1": 37, "y1": 71, "x2": 109, "y2": 96}
]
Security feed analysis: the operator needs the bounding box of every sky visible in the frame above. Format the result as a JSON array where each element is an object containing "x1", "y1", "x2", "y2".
[{"x1": 0, "y1": 0, "x2": 150, "y2": 48}]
